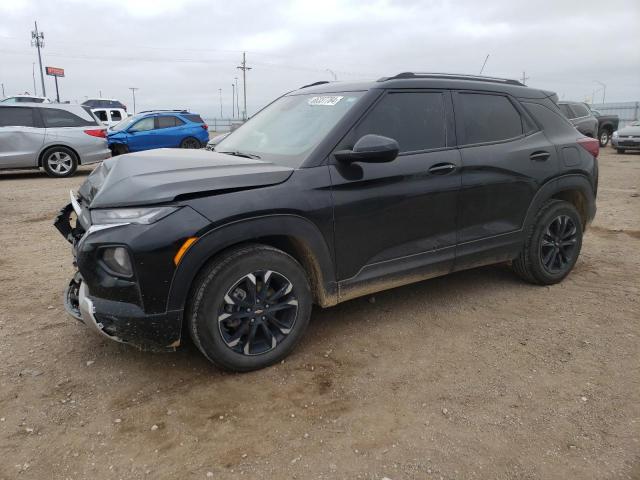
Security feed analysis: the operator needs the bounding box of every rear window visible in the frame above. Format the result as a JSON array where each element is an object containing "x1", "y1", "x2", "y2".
[
  {"x1": 0, "y1": 107, "x2": 37, "y2": 127},
  {"x1": 42, "y1": 108, "x2": 97, "y2": 128},
  {"x1": 571, "y1": 104, "x2": 590, "y2": 117},
  {"x1": 184, "y1": 114, "x2": 204, "y2": 123},
  {"x1": 558, "y1": 104, "x2": 574, "y2": 118},
  {"x1": 458, "y1": 93, "x2": 523, "y2": 144}
]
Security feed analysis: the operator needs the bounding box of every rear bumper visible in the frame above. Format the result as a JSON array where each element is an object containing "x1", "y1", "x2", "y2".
[{"x1": 80, "y1": 148, "x2": 111, "y2": 165}]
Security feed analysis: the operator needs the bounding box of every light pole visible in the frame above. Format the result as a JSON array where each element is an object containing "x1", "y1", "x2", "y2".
[
  {"x1": 219, "y1": 88, "x2": 222, "y2": 118},
  {"x1": 594, "y1": 80, "x2": 606, "y2": 104},
  {"x1": 326, "y1": 69, "x2": 337, "y2": 81},
  {"x1": 32, "y1": 63, "x2": 37, "y2": 95},
  {"x1": 231, "y1": 83, "x2": 235, "y2": 119},
  {"x1": 129, "y1": 87, "x2": 138, "y2": 114}
]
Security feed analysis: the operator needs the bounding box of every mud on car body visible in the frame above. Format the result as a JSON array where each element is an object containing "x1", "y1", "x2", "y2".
[{"x1": 55, "y1": 73, "x2": 598, "y2": 372}]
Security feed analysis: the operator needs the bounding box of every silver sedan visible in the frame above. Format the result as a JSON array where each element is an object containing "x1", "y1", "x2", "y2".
[{"x1": 0, "y1": 103, "x2": 111, "y2": 177}]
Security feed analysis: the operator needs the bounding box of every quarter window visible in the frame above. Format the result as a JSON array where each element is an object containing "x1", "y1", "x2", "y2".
[
  {"x1": 42, "y1": 108, "x2": 95, "y2": 128},
  {"x1": 157, "y1": 116, "x2": 183, "y2": 128},
  {"x1": 0, "y1": 107, "x2": 36, "y2": 127},
  {"x1": 354, "y1": 92, "x2": 446, "y2": 152},
  {"x1": 458, "y1": 93, "x2": 523, "y2": 144}
]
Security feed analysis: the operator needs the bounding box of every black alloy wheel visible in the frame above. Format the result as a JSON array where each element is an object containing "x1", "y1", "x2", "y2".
[
  {"x1": 217, "y1": 270, "x2": 299, "y2": 355},
  {"x1": 539, "y1": 215, "x2": 579, "y2": 274}
]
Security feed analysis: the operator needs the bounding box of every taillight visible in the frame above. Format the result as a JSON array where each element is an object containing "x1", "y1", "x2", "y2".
[
  {"x1": 577, "y1": 137, "x2": 599, "y2": 158},
  {"x1": 201, "y1": 124, "x2": 208, "y2": 130},
  {"x1": 84, "y1": 129, "x2": 107, "y2": 138}
]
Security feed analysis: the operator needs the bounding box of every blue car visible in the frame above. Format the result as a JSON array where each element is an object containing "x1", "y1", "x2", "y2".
[{"x1": 107, "y1": 110, "x2": 209, "y2": 155}]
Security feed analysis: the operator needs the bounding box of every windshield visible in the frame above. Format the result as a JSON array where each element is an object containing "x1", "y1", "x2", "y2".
[
  {"x1": 216, "y1": 91, "x2": 365, "y2": 167},
  {"x1": 110, "y1": 115, "x2": 137, "y2": 131}
]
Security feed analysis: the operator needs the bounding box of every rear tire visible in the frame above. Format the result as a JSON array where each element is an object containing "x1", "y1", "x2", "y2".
[
  {"x1": 512, "y1": 200, "x2": 583, "y2": 285},
  {"x1": 599, "y1": 129, "x2": 610, "y2": 147},
  {"x1": 42, "y1": 147, "x2": 78, "y2": 178},
  {"x1": 188, "y1": 244, "x2": 312, "y2": 372},
  {"x1": 180, "y1": 137, "x2": 201, "y2": 149}
]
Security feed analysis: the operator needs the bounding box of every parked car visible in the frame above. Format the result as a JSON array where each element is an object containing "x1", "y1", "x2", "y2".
[
  {"x1": 55, "y1": 73, "x2": 598, "y2": 371},
  {"x1": 205, "y1": 132, "x2": 230, "y2": 150},
  {"x1": 106, "y1": 110, "x2": 209, "y2": 155},
  {"x1": 0, "y1": 103, "x2": 110, "y2": 177},
  {"x1": 91, "y1": 107, "x2": 128, "y2": 128},
  {"x1": 1, "y1": 95, "x2": 51, "y2": 104},
  {"x1": 557, "y1": 101, "x2": 599, "y2": 139},
  {"x1": 82, "y1": 98, "x2": 127, "y2": 111},
  {"x1": 611, "y1": 120, "x2": 640, "y2": 153},
  {"x1": 590, "y1": 109, "x2": 619, "y2": 147}
]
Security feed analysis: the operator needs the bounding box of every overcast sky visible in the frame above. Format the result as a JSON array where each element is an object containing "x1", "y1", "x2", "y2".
[{"x1": 1, "y1": 0, "x2": 639, "y2": 118}]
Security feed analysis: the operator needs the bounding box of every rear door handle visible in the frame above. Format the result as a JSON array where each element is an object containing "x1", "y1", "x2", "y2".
[
  {"x1": 428, "y1": 163, "x2": 457, "y2": 175},
  {"x1": 530, "y1": 151, "x2": 550, "y2": 161}
]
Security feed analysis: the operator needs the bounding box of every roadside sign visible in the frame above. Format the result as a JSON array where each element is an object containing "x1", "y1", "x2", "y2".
[{"x1": 45, "y1": 66, "x2": 65, "y2": 77}]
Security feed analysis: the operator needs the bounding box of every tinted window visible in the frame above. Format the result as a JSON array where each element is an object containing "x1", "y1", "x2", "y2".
[
  {"x1": 157, "y1": 116, "x2": 183, "y2": 128},
  {"x1": 42, "y1": 108, "x2": 95, "y2": 128},
  {"x1": 572, "y1": 104, "x2": 590, "y2": 117},
  {"x1": 110, "y1": 110, "x2": 122, "y2": 121},
  {"x1": 558, "y1": 104, "x2": 575, "y2": 118},
  {"x1": 459, "y1": 93, "x2": 523, "y2": 144},
  {"x1": 0, "y1": 107, "x2": 36, "y2": 127},
  {"x1": 354, "y1": 92, "x2": 446, "y2": 152},
  {"x1": 131, "y1": 117, "x2": 155, "y2": 131},
  {"x1": 184, "y1": 114, "x2": 204, "y2": 123}
]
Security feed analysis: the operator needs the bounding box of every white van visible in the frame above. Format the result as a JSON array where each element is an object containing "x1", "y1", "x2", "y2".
[{"x1": 91, "y1": 108, "x2": 128, "y2": 128}]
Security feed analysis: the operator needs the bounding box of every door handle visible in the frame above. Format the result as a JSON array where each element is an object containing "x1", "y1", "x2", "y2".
[
  {"x1": 428, "y1": 163, "x2": 457, "y2": 175},
  {"x1": 530, "y1": 151, "x2": 550, "y2": 161}
]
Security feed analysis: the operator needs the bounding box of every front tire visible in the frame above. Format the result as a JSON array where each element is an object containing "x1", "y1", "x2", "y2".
[
  {"x1": 188, "y1": 244, "x2": 312, "y2": 372},
  {"x1": 42, "y1": 147, "x2": 78, "y2": 177},
  {"x1": 512, "y1": 200, "x2": 583, "y2": 285}
]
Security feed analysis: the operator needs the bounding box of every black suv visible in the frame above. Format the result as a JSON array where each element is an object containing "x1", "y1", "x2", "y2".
[{"x1": 55, "y1": 73, "x2": 599, "y2": 371}]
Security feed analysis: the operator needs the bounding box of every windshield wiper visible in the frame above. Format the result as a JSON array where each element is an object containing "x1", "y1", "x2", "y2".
[{"x1": 219, "y1": 150, "x2": 261, "y2": 159}]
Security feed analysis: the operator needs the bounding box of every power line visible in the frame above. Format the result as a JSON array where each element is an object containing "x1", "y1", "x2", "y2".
[
  {"x1": 30, "y1": 21, "x2": 46, "y2": 97},
  {"x1": 237, "y1": 52, "x2": 252, "y2": 120}
]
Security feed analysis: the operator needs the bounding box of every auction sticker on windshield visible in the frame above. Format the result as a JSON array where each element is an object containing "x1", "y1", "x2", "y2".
[{"x1": 308, "y1": 96, "x2": 343, "y2": 106}]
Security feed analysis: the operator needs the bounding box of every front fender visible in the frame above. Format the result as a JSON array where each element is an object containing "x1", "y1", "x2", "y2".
[{"x1": 166, "y1": 214, "x2": 338, "y2": 312}]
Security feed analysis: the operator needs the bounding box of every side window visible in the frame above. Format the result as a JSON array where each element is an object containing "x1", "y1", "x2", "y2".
[
  {"x1": 41, "y1": 108, "x2": 93, "y2": 128},
  {"x1": 157, "y1": 116, "x2": 177, "y2": 129},
  {"x1": 0, "y1": 107, "x2": 36, "y2": 127},
  {"x1": 110, "y1": 110, "x2": 122, "y2": 121},
  {"x1": 558, "y1": 104, "x2": 575, "y2": 119},
  {"x1": 131, "y1": 117, "x2": 155, "y2": 132},
  {"x1": 94, "y1": 110, "x2": 108, "y2": 122},
  {"x1": 353, "y1": 92, "x2": 446, "y2": 153},
  {"x1": 572, "y1": 104, "x2": 589, "y2": 117},
  {"x1": 458, "y1": 93, "x2": 523, "y2": 144}
]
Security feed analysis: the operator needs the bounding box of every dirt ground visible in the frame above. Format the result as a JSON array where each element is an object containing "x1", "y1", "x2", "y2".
[{"x1": 0, "y1": 147, "x2": 638, "y2": 480}]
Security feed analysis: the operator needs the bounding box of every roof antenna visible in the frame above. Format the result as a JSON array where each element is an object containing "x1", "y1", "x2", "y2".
[{"x1": 479, "y1": 54, "x2": 490, "y2": 75}]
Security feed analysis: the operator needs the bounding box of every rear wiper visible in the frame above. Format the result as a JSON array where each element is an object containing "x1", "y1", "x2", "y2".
[{"x1": 219, "y1": 150, "x2": 261, "y2": 159}]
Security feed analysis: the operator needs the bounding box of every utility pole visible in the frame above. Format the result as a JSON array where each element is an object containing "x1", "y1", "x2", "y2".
[
  {"x1": 129, "y1": 87, "x2": 138, "y2": 114},
  {"x1": 31, "y1": 21, "x2": 46, "y2": 97},
  {"x1": 326, "y1": 69, "x2": 337, "y2": 81},
  {"x1": 236, "y1": 52, "x2": 252, "y2": 120},
  {"x1": 521, "y1": 71, "x2": 530, "y2": 85},
  {"x1": 1, "y1": 83, "x2": 4, "y2": 98},
  {"x1": 32, "y1": 63, "x2": 37, "y2": 95},
  {"x1": 219, "y1": 88, "x2": 223, "y2": 118},
  {"x1": 234, "y1": 76, "x2": 239, "y2": 118},
  {"x1": 231, "y1": 83, "x2": 235, "y2": 119},
  {"x1": 479, "y1": 54, "x2": 489, "y2": 75}
]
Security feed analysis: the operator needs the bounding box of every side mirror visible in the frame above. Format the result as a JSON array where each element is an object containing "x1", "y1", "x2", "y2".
[{"x1": 334, "y1": 134, "x2": 399, "y2": 163}]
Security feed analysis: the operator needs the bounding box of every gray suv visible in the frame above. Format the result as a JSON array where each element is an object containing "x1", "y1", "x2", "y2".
[{"x1": 0, "y1": 103, "x2": 111, "y2": 177}]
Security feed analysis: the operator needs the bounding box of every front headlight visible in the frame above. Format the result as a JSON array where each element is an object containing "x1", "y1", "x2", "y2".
[
  {"x1": 91, "y1": 206, "x2": 179, "y2": 225},
  {"x1": 612, "y1": 131, "x2": 618, "y2": 138}
]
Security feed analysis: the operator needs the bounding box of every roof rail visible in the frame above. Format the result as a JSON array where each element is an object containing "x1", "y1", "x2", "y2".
[
  {"x1": 377, "y1": 72, "x2": 525, "y2": 86},
  {"x1": 300, "y1": 81, "x2": 330, "y2": 89},
  {"x1": 137, "y1": 109, "x2": 190, "y2": 114}
]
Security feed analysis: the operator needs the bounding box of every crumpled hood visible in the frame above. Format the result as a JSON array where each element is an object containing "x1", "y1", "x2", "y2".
[{"x1": 78, "y1": 149, "x2": 294, "y2": 208}]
